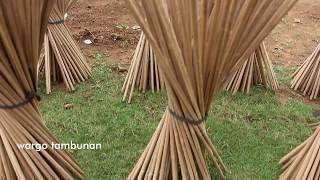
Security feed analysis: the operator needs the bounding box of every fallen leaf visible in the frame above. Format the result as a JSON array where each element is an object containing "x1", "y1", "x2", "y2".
[
  {"x1": 64, "y1": 103, "x2": 74, "y2": 110},
  {"x1": 118, "y1": 65, "x2": 128, "y2": 72},
  {"x1": 111, "y1": 33, "x2": 122, "y2": 41},
  {"x1": 83, "y1": 39, "x2": 93, "y2": 45},
  {"x1": 132, "y1": 25, "x2": 141, "y2": 30},
  {"x1": 294, "y1": 18, "x2": 301, "y2": 23}
]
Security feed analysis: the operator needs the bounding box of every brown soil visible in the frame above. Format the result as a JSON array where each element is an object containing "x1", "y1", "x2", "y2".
[
  {"x1": 66, "y1": 0, "x2": 320, "y2": 104},
  {"x1": 265, "y1": 0, "x2": 320, "y2": 67},
  {"x1": 66, "y1": 0, "x2": 138, "y2": 65}
]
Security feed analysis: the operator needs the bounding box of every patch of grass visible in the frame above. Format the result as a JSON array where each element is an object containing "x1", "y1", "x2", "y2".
[
  {"x1": 273, "y1": 65, "x2": 296, "y2": 86},
  {"x1": 40, "y1": 55, "x2": 315, "y2": 179},
  {"x1": 208, "y1": 89, "x2": 313, "y2": 179}
]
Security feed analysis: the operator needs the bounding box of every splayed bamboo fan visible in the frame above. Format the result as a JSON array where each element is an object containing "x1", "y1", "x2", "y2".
[
  {"x1": 291, "y1": 43, "x2": 320, "y2": 100},
  {"x1": 226, "y1": 42, "x2": 279, "y2": 94},
  {"x1": 122, "y1": 33, "x2": 165, "y2": 103},
  {"x1": 280, "y1": 43, "x2": 320, "y2": 179},
  {"x1": 125, "y1": 0, "x2": 297, "y2": 179},
  {"x1": 38, "y1": 0, "x2": 91, "y2": 94},
  {"x1": 0, "y1": 0, "x2": 83, "y2": 179},
  {"x1": 279, "y1": 126, "x2": 320, "y2": 179}
]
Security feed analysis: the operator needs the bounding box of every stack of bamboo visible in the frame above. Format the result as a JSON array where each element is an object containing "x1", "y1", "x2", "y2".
[
  {"x1": 38, "y1": 0, "x2": 91, "y2": 94},
  {"x1": 122, "y1": 33, "x2": 165, "y2": 103},
  {"x1": 226, "y1": 42, "x2": 279, "y2": 94},
  {"x1": 291, "y1": 43, "x2": 320, "y2": 100},
  {"x1": 280, "y1": 126, "x2": 320, "y2": 179},
  {"x1": 125, "y1": 0, "x2": 297, "y2": 179},
  {"x1": 279, "y1": 43, "x2": 320, "y2": 179},
  {"x1": 0, "y1": 0, "x2": 83, "y2": 179}
]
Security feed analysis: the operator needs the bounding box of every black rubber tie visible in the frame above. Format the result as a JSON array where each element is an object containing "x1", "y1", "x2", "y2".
[
  {"x1": 0, "y1": 91, "x2": 41, "y2": 110},
  {"x1": 49, "y1": 19, "x2": 64, "y2": 25},
  {"x1": 168, "y1": 107, "x2": 207, "y2": 125}
]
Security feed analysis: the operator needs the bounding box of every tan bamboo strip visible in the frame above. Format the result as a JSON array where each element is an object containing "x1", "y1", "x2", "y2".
[
  {"x1": 38, "y1": 0, "x2": 91, "y2": 94},
  {"x1": 291, "y1": 43, "x2": 320, "y2": 100},
  {"x1": 308, "y1": 122, "x2": 320, "y2": 129},
  {"x1": 122, "y1": 33, "x2": 164, "y2": 103},
  {"x1": 0, "y1": 0, "x2": 83, "y2": 179},
  {"x1": 226, "y1": 42, "x2": 279, "y2": 94},
  {"x1": 124, "y1": 0, "x2": 297, "y2": 179}
]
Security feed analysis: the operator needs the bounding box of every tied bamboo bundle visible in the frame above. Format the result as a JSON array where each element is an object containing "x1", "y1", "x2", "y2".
[
  {"x1": 38, "y1": 0, "x2": 91, "y2": 94},
  {"x1": 280, "y1": 44, "x2": 320, "y2": 179},
  {"x1": 279, "y1": 126, "x2": 320, "y2": 179},
  {"x1": 0, "y1": 0, "x2": 83, "y2": 179},
  {"x1": 291, "y1": 43, "x2": 320, "y2": 100},
  {"x1": 125, "y1": 0, "x2": 297, "y2": 179},
  {"x1": 122, "y1": 32, "x2": 165, "y2": 103},
  {"x1": 226, "y1": 42, "x2": 279, "y2": 94}
]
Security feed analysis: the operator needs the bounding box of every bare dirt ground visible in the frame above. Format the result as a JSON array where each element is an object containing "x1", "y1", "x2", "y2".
[
  {"x1": 265, "y1": 0, "x2": 320, "y2": 67},
  {"x1": 67, "y1": 0, "x2": 139, "y2": 65},
  {"x1": 66, "y1": 0, "x2": 320, "y2": 104}
]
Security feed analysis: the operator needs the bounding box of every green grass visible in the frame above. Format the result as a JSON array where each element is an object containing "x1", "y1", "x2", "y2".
[
  {"x1": 273, "y1": 65, "x2": 296, "y2": 86},
  {"x1": 39, "y1": 55, "x2": 318, "y2": 179}
]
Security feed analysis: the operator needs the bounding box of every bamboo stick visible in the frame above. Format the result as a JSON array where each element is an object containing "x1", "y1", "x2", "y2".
[
  {"x1": 0, "y1": 0, "x2": 83, "y2": 179},
  {"x1": 291, "y1": 43, "x2": 320, "y2": 100},
  {"x1": 226, "y1": 42, "x2": 279, "y2": 94},
  {"x1": 122, "y1": 33, "x2": 164, "y2": 103},
  {"x1": 124, "y1": 0, "x2": 297, "y2": 179},
  {"x1": 38, "y1": 0, "x2": 91, "y2": 94},
  {"x1": 280, "y1": 127, "x2": 320, "y2": 179}
]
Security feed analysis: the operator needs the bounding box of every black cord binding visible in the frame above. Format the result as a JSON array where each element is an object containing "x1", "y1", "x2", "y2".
[
  {"x1": 49, "y1": 19, "x2": 65, "y2": 25},
  {"x1": 168, "y1": 107, "x2": 207, "y2": 125},
  {"x1": 0, "y1": 91, "x2": 41, "y2": 110}
]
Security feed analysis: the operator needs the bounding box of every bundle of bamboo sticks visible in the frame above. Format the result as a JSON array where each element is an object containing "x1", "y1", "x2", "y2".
[
  {"x1": 122, "y1": 33, "x2": 165, "y2": 103},
  {"x1": 279, "y1": 43, "x2": 320, "y2": 179},
  {"x1": 38, "y1": 0, "x2": 91, "y2": 94},
  {"x1": 125, "y1": 0, "x2": 297, "y2": 179},
  {"x1": 279, "y1": 126, "x2": 320, "y2": 179},
  {"x1": 291, "y1": 43, "x2": 320, "y2": 100},
  {"x1": 226, "y1": 42, "x2": 279, "y2": 94},
  {"x1": 0, "y1": 0, "x2": 83, "y2": 179}
]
